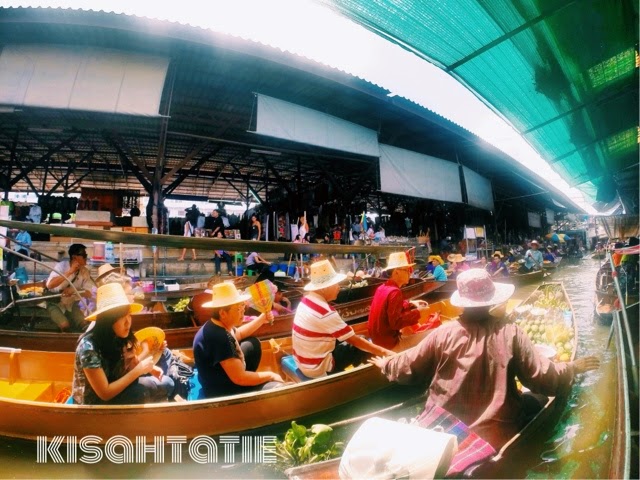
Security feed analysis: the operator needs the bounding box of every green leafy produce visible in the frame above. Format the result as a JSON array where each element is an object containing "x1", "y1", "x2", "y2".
[{"x1": 274, "y1": 421, "x2": 343, "y2": 469}]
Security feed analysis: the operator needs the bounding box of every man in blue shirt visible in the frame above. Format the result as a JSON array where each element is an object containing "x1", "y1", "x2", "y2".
[{"x1": 520, "y1": 240, "x2": 544, "y2": 272}]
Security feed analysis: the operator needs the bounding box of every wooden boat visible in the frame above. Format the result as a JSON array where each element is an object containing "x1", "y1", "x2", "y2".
[
  {"x1": 0, "y1": 304, "x2": 451, "y2": 443},
  {"x1": 591, "y1": 251, "x2": 606, "y2": 260},
  {"x1": 543, "y1": 257, "x2": 562, "y2": 269},
  {"x1": 436, "y1": 268, "x2": 546, "y2": 294},
  {"x1": 594, "y1": 261, "x2": 639, "y2": 325},
  {"x1": 0, "y1": 278, "x2": 440, "y2": 351},
  {"x1": 284, "y1": 282, "x2": 579, "y2": 479}
]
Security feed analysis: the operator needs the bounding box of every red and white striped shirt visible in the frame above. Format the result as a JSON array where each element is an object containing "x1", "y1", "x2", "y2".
[{"x1": 292, "y1": 292, "x2": 354, "y2": 378}]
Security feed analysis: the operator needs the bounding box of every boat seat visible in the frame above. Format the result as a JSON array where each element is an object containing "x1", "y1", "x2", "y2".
[
  {"x1": 280, "y1": 355, "x2": 312, "y2": 383},
  {"x1": 0, "y1": 380, "x2": 53, "y2": 402}
]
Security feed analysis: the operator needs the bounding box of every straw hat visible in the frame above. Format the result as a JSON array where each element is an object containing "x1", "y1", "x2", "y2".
[
  {"x1": 447, "y1": 253, "x2": 467, "y2": 263},
  {"x1": 304, "y1": 260, "x2": 347, "y2": 291},
  {"x1": 492, "y1": 251, "x2": 503, "y2": 258},
  {"x1": 428, "y1": 255, "x2": 444, "y2": 265},
  {"x1": 202, "y1": 281, "x2": 251, "y2": 309},
  {"x1": 382, "y1": 252, "x2": 416, "y2": 271},
  {"x1": 85, "y1": 283, "x2": 143, "y2": 321},
  {"x1": 96, "y1": 264, "x2": 118, "y2": 282},
  {"x1": 450, "y1": 269, "x2": 514, "y2": 308}
]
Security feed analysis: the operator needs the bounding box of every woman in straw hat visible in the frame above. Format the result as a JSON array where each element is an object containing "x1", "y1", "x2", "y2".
[
  {"x1": 71, "y1": 283, "x2": 174, "y2": 405},
  {"x1": 486, "y1": 251, "x2": 509, "y2": 278},
  {"x1": 292, "y1": 260, "x2": 393, "y2": 378},
  {"x1": 428, "y1": 255, "x2": 448, "y2": 282},
  {"x1": 192, "y1": 282, "x2": 284, "y2": 398},
  {"x1": 370, "y1": 269, "x2": 599, "y2": 450},
  {"x1": 368, "y1": 252, "x2": 430, "y2": 351},
  {"x1": 446, "y1": 253, "x2": 469, "y2": 278}
]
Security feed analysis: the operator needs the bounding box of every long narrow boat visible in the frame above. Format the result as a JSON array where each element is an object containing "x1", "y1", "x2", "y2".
[
  {"x1": 284, "y1": 282, "x2": 580, "y2": 479},
  {"x1": 0, "y1": 298, "x2": 456, "y2": 442},
  {"x1": 0, "y1": 278, "x2": 439, "y2": 351},
  {"x1": 435, "y1": 268, "x2": 546, "y2": 294},
  {"x1": 593, "y1": 260, "x2": 639, "y2": 325}
]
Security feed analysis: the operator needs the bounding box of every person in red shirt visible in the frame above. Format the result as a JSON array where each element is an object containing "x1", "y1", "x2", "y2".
[{"x1": 368, "y1": 252, "x2": 430, "y2": 351}]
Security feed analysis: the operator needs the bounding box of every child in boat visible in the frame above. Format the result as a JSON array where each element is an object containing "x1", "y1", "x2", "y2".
[
  {"x1": 370, "y1": 269, "x2": 600, "y2": 450},
  {"x1": 368, "y1": 252, "x2": 430, "y2": 351},
  {"x1": 292, "y1": 260, "x2": 393, "y2": 378},
  {"x1": 71, "y1": 283, "x2": 175, "y2": 405},
  {"x1": 193, "y1": 282, "x2": 284, "y2": 398}
]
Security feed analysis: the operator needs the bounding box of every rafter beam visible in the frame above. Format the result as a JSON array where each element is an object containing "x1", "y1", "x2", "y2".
[{"x1": 160, "y1": 141, "x2": 209, "y2": 185}]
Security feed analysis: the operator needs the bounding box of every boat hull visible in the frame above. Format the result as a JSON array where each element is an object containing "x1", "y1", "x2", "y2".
[{"x1": 0, "y1": 279, "x2": 440, "y2": 351}]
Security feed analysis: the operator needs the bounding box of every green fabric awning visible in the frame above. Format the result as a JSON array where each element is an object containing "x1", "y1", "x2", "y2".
[{"x1": 319, "y1": 0, "x2": 639, "y2": 212}]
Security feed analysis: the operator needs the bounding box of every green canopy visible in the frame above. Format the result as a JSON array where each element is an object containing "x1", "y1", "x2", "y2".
[{"x1": 319, "y1": 0, "x2": 639, "y2": 212}]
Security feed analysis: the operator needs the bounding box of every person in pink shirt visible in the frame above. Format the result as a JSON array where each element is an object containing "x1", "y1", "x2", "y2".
[{"x1": 370, "y1": 269, "x2": 599, "y2": 449}]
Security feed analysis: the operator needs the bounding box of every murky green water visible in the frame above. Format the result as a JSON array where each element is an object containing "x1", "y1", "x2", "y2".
[{"x1": 0, "y1": 259, "x2": 626, "y2": 478}]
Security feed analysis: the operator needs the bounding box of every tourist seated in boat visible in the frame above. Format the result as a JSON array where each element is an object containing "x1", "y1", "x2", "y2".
[
  {"x1": 212, "y1": 232, "x2": 234, "y2": 276},
  {"x1": 519, "y1": 240, "x2": 544, "y2": 273},
  {"x1": 193, "y1": 282, "x2": 284, "y2": 398},
  {"x1": 447, "y1": 253, "x2": 469, "y2": 277},
  {"x1": 370, "y1": 269, "x2": 600, "y2": 450},
  {"x1": 486, "y1": 251, "x2": 509, "y2": 277},
  {"x1": 245, "y1": 251, "x2": 271, "y2": 277},
  {"x1": 428, "y1": 255, "x2": 447, "y2": 281},
  {"x1": 46, "y1": 243, "x2": 96, "y2": 332},
  {"x1": 292, "y1": 260, "x2": 393, "y2": 378},
  {"x1": 368, "y1": 252, "x2": 430, "y2": 351},
  {"x1": 542, "y1": 247, "x2": 556, "y2": 263},
  {"x1": 72, "y1": 283, "x2": 175, "y2": 405}
]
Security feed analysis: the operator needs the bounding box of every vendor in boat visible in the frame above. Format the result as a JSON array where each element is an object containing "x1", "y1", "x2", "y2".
[
  {"x1": 519, "y1": 240, "x2": 544, "y2": 273},
  {"x1": 370, "y1": 269, "x2": 600, "y2": 450},
  {"x1": 46, "y1": 243, "x2": 96, "y2": 332},
  {"x1": 428, "y1": 255, "x2": 448, "y2": 282},
  {"x1": 193, "y1": 282, "x2": 284, "y2": 398},
  {"x1": 368, "y1": 252, "x2": 430, "y2": 351},
  {"x1": 486, "y1": 251, "x2": 509, "y2": 277},
  {"x1": 72, "y1": 283, "x2": 175, "y2": 405},
  {"x1": 292, "y1": 260, "x2": 393, "y2": 378}
]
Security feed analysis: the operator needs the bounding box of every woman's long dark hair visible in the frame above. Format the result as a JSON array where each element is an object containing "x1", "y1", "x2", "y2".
[{"x1": 80, "y1": 305, "x2": 138, "y2": 378}]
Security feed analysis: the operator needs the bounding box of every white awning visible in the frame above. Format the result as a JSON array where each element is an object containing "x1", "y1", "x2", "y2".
[
  {"x1": 379, "y1": 144, "x2": 462, "y2": 203},
  {"x1": 0, "y1": 44, "x2": 168, "y2": 116},
  {"x1": 462, "y1": 166, "x2": 494, "y2": 212},
  {"x1": 255, "y1": 93, "x2": 379, "y2": 156}
]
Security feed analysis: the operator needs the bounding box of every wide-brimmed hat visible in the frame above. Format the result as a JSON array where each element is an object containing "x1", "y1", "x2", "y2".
[
  {"x1": 530, "y1": 240, "x2": 540, "y2": 246},
  {"x1": 85, "y1": 283, "x2": 143, "y2": 321},
  {"x1": 450, "y1": 269, "x2": 514, "y2": 308},
  {"x1": 492, "y1": 251, "x2": 503, "y2": 258},
  {"x1": 96, "y1": 264, "x2": 119, "y2": 282},
  {"x1": 428, "y1": 255, "x2": 444, "y2": 265},
  {"x1": 447, "y1": 253, "x2": 467, "y2": 263},
  {"x1": 304, "y1": 260, "x2": 347, "y2": 291},
  {"x1": 202, "y1": 281, "x2": 250, "y2": 308},
  {"x1": 382, "y1": 252, "x2": 415, "y2": 271}
]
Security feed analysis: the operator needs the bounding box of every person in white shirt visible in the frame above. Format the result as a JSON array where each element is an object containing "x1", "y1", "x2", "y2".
[
  {"x1": 46, "y1": 244, "x2": 95, "y2": 332},
  {"x1": 292, "y1": 260, "x2": 392, "y2": 378}
]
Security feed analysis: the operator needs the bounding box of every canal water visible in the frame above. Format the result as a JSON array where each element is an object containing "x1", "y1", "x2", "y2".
[{"x1": 0, "y1": 258, "x2": 626, "y2": 478}]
